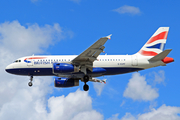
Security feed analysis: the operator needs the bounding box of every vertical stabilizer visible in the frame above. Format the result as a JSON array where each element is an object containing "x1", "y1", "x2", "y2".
[{"x1": 138, "y1": 27, "x2": 169, "y2": 56}]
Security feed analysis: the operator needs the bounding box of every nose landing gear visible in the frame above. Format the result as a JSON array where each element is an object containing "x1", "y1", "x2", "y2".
[{"x1": 28, "y1": 75, "x2": 33, "y2": 87}]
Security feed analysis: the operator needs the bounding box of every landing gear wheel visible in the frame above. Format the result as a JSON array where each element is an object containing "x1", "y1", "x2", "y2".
[
  {"x1": 84, "y1": 75, "x2": 89, "y2": 83},
  {"x1": 28, "y1": 75, "x2": 33, "y2": 87},
  {"x1": 28, "y1": 82, "x2": 33, "y2": 87},
  {"x1": 83, "y1": 84, "x2": 89, "y2": 91}
]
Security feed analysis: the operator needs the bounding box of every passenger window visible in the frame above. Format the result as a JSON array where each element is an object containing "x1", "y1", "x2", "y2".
[{"x1": 19, "y1": 60, "x2": 21, "y2": 62}]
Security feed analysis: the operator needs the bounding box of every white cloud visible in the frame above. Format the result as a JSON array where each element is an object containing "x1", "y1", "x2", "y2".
[
  {"x1": 0, "y1": 20, "x2": 103, "y2": 120},
  {"x1": 107, "y1": 113, "x2": 120, "y2": 120},
  {"x1": 107, "y1": 113, "x2": 136, "y2": 120},
  {"x1": 123, "y1": 72, "x2": 159, "y2": 101},
  {"x1": 47, "y1": 89, "x2": 103, "y2": 120},
  {"x1": 0, "y1": 77, "x2": 52, "y2": 120},
  {"x1": 93, "y1": 82, "x2": 105, "y2": 96},
  {"x1": 153, "y1": 70, "x2": 165, "y2": 85},
  {"x1": 72, "y1": 109, "x2": 103, "y2": 120},
  {"x1": 113, "y1": 5, "x2": 141, "y2": 15},
  {"x1": 149, "y1": 101, "x2": 158, "y2": 110},
  {"x1": 138, "y1": 104, "x2": 180, "y2": 120},
  {"x1": 0, "y1": 21, "x2": 65, "y2": 57},
  {"x1": 107, "y1": 105, "x2": 180, "y2": 120},
  {"x1": 121, "y1": 113, "x2": 136, "y2": 120},
  {"x1": 0, "y1": 20, "x2": 64, "y2": 109},
  {"x1": 120, "y1": 100, "x2": 125, "y2": 107}
]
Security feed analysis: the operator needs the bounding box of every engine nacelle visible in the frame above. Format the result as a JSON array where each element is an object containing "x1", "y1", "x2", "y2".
[
  {"x1": 52, "y1": 63, "x2": 79, "y2": 73},
  {"x1": 54, "y1": 77, "x2": 79, "y2": 87}
]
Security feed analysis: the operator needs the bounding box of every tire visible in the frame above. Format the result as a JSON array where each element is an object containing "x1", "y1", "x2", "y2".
[
  {"x1": 83, "y1": 84, "x2": 89, "y2": 91},
  {"x1": 28, "y1": 82, "x2": 33, "y2": 87}
]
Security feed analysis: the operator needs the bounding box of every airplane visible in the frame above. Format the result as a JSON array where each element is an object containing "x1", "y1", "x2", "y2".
[{"x1": 5, "y1": 27, "x2": 174, "y2": 91}]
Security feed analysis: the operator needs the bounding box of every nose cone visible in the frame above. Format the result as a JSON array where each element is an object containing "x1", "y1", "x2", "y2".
[{"x1": 5, "y1": 64, "x2": 13, "y2": 73}]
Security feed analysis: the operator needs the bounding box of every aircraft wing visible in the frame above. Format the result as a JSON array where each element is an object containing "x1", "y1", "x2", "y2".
[{"x1": 72, "y1": 34, "x2": 112, "y2": 71}]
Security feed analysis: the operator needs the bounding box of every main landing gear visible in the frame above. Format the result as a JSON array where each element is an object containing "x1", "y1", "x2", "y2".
[
  {"x1": 28, "y1": 75, "x2": 33, "y2": 87},
  {"x1": 83, "y1": 75, "x2": 89, "y2": 91}
]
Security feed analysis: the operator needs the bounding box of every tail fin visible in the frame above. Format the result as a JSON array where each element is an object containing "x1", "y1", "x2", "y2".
[{"x1": 138, "y1": 27, "x2": 169, "y2": 56}]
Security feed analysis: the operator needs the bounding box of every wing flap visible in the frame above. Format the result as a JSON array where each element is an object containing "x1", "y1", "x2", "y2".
[{"x1": 93, "y1": 46, "x2": 105, "y2": 58}]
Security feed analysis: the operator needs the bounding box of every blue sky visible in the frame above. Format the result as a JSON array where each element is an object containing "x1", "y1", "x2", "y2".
[{"x1": 0, "y1": 0, "x2": 180, "y2": 120}]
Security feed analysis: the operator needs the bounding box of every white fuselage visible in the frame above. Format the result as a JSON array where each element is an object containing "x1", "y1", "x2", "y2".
[{"x1": 5, "y1": 54, "x2": 165, "y2": 78}]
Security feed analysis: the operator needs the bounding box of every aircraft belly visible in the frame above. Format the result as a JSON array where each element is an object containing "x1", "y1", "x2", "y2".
[
  {"x1": 103, "y1": 67, "x2": 144, "y2": 75},
  {"x1": 6, "y1": 68, "x2": 54, "y2": 76}
]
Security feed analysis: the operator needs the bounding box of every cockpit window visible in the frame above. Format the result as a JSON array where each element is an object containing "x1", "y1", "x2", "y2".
[
  {"x1": 14, "y1": 60, "x2": 18, "y2": 62},
  {"x1": 14, "y1": 60, "x2": 21, "y2": 63}
]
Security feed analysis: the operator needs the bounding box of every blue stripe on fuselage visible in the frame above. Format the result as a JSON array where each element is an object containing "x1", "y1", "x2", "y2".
[{"x1": 5, "y1": 67, "x2": 144, "y2": 76}]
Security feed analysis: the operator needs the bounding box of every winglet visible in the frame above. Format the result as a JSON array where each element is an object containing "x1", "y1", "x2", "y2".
[{"x1": 106, "y1": 34, "x2": 112, "y2": 40}]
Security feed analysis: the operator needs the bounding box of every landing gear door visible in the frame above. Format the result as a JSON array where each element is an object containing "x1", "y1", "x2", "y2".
[{"x1": 132, "y1": 55, "x2": 138, "y2": 66}]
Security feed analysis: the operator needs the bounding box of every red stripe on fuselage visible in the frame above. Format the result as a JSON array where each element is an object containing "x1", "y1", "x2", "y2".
[
  {"x1": 25, "y1": 57, "x2": 47, "y2": 60},
  {"x1": 147, "y1": 31, "x2": 168, "y2": 44}
]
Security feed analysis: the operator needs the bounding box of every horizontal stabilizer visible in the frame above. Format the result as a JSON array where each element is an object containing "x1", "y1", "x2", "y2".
[{"x1": 149, "y1": 49, "x2": 172, "y2": 61}]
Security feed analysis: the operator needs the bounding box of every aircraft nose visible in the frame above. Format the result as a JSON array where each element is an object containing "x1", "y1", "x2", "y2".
[{"x1": 5, "y1": 64, "x2": 13, "y2": 73}]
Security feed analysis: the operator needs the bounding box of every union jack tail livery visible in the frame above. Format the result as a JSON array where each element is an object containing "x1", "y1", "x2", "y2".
[{"x1": 139, "y1": 27, "x2": 169, "y2": 56}]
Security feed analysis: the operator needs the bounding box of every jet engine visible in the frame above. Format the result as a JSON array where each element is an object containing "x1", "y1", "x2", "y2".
[
  {"x1": 52, "y1": 63, "x2": 79, "y2": 73},
  {"x1": 54, "y1": 77, "x2": 79, "y2": 87}
]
